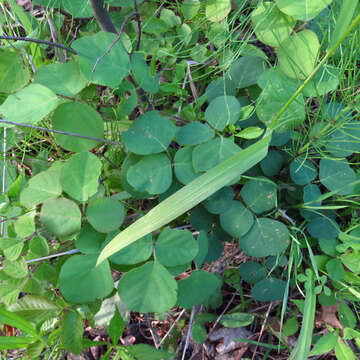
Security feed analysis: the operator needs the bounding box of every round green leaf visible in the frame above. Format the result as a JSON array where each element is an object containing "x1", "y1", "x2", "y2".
[
  {"x1": 108, "y1": 233, "x2": 152, "y2": 265},
  {"x1": 40, "y1": 198, "x2": 81, "y2": 237},
  {"x1": 228, "y1": 56, "x2": 266, "y2": 89},
  {"x1": 120, "y1": 153, "x2": 151, "y2": 199},
  {"x1": 240, "y1": 178, "x2": 277, "y2": 215},
  {"x1": 326, "y1": 122, "x2": 360, "y2": 157},
  {"x1": 20, "y1": 164, "x2": 62, "y2": 208},
  {"x1": 3, "y1": 258, "x2": 28, "y2": 279},
  {"x1": 118, "y1": 261, "x2": 177, "y2": 313},
  {"x1": 174, "y1": 146, "x2": 200, "y2": 185},
  {"x1": 205, "y1": 96, "x2": 241, "y2": 131},
  {"x1": 303, "y1": 65, "x2": 340, "y2": 97},
  {"x1": 35, "y1": 61, "x2": 87, "y2": 97},
  {"x1": 72, "y1": 31, "x2": 130, "y2": 87},
  {"x1": 192, "y1": 137, "x2": 241, "y2": 172},
  {"x1": 205, "y1": 0, "x2": 231, "y2": 22},
  {"x1": 307, "y1": 216, "x2": 339, "y2": 239},
  {"x1": 61, "y1": 309, "x2": 83, "y2": 355},
  {"x1": 326, "y1": 258, "x2": 345, "y2": 281},
  {"x1": 61, "y1": 152, "x2": 102, "y2": 202},
  {"x1": 240, "y1": 218, "x2": 290, "y2": 257},
  {"x1": 205, "y1": 76, "x2": 237, "y2": 102},
  {"x1": 52, "y1": 102, "x2": 104, "y2": 152},
  {"x1": 236, "y1": 127, "x2": 264, "y2": 140},
  {"x1": 194, "y1": 231, "x2": 209, "y2": 268},
  {"x1": 177, "y1": 122, "x2": 214, "y2": 146},
  {"x1": 59, "y1": 254, "x2": 114, "y2": 303},
  {"x1": 0, "y1": 52, "x2": 30, "y2": 93},
  {"x1": 338, "y1": 301, "x2": 356, "y2": 329},
  {"x1": 190, "y1": 206, "x2": 216, "y2": 232},
  {"x1": 220, "y1": 200, "x2": 254, "y2": 238},
  {"x1": 239, "y1": 261, "x2": 266, "y2": 284},
  {"x1": 177, "y1": 270, "x2": 222, "y2": 308},
  {"x1": 252, "y1": 278, "x2": 286, "y2": 301},
  {"x1": 131, "y1": 52, "x2": 159, "y2": 94},
  {"x1": 0, "y1": 238, "x2": 24, "y2": 261},
  {"x1": 122, "y1": 111, "x2": 176, "y2": 155},
  {"x1": 251, "y1": 2, "x2": 296, "y2": 47},
  {"x1": 181, "y1": 0, "x2": 200, "y2": 20},
  {"x1": 290, "y1": 157, "x2": 317, "y2": 185},
  {"x1": 275, "y1": 0, "x2": 333, "y2": 21},
  {"x1": 319, "y1": 159, "x2": 356, "y2": 195},
  {"x1": 277, "y1": 30, "x2": 320, "y2": 80},
  {"x1": 86, "y1": 198, "x2": 125, "y2": 233},
  {"x1": 76, "y1": 224, "x2": 105, "y2": 254},
  {"x1": 155, "y1": 227, "x2": 199, "y2": 267},
  {"x1": 260, "y1": 150, "x2": 284, "y2": 176},
  {"x1": 127, "y1": 153, "x2": 172, "y2": 195},
  {"x1": 204, "y1": 186, "x2": 234, "y2": 214},
  {"x1": 62, "y1": 0, "x2": 92, "y2": 17},
  {"x1": 303, "y1": 184, "x2": 322, "y2": 207},
  {"x1": 220, "y1": 313, "x2": 254, "y2": 328},
  {"x1": 29, "y1": 236, "x2": 49, "y2": 257},
  {"x1": 0, "y1": 84, "x2": 59, "y2": 125}
]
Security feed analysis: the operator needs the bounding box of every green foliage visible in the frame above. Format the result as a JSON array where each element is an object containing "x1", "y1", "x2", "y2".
[{"x1": 1, "y1": 1, "x2": 360, "y2": 358}]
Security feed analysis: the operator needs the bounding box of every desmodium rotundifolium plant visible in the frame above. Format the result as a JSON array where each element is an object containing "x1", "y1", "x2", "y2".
[{"x1": 0, "y1": 0, "x2": 359, "y2": 358}]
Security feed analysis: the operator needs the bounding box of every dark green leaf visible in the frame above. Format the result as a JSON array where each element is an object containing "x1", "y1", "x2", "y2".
[
  {"x1": 61, "y1": 310, "x2": 83, "y2": 355},
  {"x1": 252, "y1": 278, "x2": 286, "y2": 301}
]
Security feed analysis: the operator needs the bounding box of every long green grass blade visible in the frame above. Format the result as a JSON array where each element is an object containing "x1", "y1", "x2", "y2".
[
  {"x1": 328, "y1": 0, "x2": 358, "y2": 49},
  {"x1": 97, "y1": 134, "x2": 271, "y2": 265}
]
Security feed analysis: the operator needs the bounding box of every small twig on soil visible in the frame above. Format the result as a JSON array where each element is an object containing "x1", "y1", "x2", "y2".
[
  {"x1": 181, "y1": 307, "x2": 195, "y2": 360},
  {"x1": 91, "y1": 12, "x2": 136, "y2": 76},
  {"x1": 159, "y1": 309, "x2": 186, "y2": 347},
  {"x1": 0, "y1": 35, "x2": 77, "y2": 54},
  {"x1": 209, "y1": 293, "x2": 237, "y2": 335},
  {"x1": 146, "y1": 314, "x2": 161, "y2": 349},
  {"x1": 0, "y1": 119, "x2": 122, "y2": 145},
  {"x1": 251, "y1": 302, "x2": 273, "y2": 360}
]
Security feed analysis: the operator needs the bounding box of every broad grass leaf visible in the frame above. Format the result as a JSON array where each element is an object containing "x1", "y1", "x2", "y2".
[
  {"x1": 220, "y1": 200, "x2": 253, "y2": 237},
  {"x1": 86, "y1": 198, "x2": 125, "y2": 233},
  {"x1": 131, "y1": 52, "x2": 159, "y2": 94},
  {"x1": 122, "y1": 111, "x2": 176, "y2": 155},
  {"x1": 334, "y1": 339, "x2": 356, "y2": 360},
  {"x1": 0, "y1": 84, "x2": 59, "y2": 125},
  {"x1": 117, "y1": 261, "x2": 177, "y2": 313},
  {"x1": 73, "y1": 31, "x2": 130, "y2": 87},
  {"x1": 275, "y1": 0, "x2": 333, "y2": 21},
  {"x1": 177, "y1": 270, "x2": 222, "y2": 308},
  {"x1": 251, "y1": 278, "x2": 286, "y2": 301},
  {"x1": 238, "y1": 261, "x2": 266, "y2": 284},
  {"x1": 0, "y1": 52, "x2": 30, "y2": 93},
  {"x1": 205, "y1": 96, "x2": 241, "y2": 131},
  {"x1": 228, "y1": 56, "x2": 266, "y2": 89},
  {"x1": 290, "y1": 157, "x2": 317, "y2": 185},
  {"x1": 20, "y1": 163, "x2": 62, "y2": 208},
  {"x1": 40, "y1": 198, "x2": 81, "y2": 237},
  {"x1": 61, "y1": 310, "x2": 83, "y2": 355},
  {"x1": 97, "y1": 136, "x2": 270, "y2": 264},
  {"x1": 319, "y1": 159, "x2": 356, "y2": 195},
  {"x1": 52, "y1": 102, "x2": 104, "y2": 152},
  {"x1": 251, "y1": 2, "x2": 296, "y2": 46},
  {"x1": 192, "y1": 137, "x2": 241, "y2": 172},
  {"x1": 155, "y1": 227, "x2": 198, "y2": 267},
  {"x1": 277, "y1": 30, "x2": 320, "y2": 80},
  {"x1": 177, "y1": 122, "x2": 214, "y2": 146},
  {"x1": 240, "y1": 218, "x2": 289, "y2": 257},
  {"x1": 61, "y1": 152, "x2": 102, "y2": 202},
  {"x1": 35, "y1": 61, "x2": 87, "y2": 97},
  {"x1": 240, "y1": 178, "x2": 277, "y2": 214},
  {"x1": 59, "y1": 254, "x2": 114, "y2": 303},
  {"x1": 127, "y1": 153, "x2": 172, "y2": 194},
  {"x1": 174, "y1": 146, "x2": 200, "y2": 185},
  {"x1": 204, "y1": 186, "x2": 234, "y2": 214},
  {"x1": 205, "y1": 0, "x2": 231, "y2": 22},
  {"x1": 0, "y1": 336, "x2": 36, "y2": 350}
]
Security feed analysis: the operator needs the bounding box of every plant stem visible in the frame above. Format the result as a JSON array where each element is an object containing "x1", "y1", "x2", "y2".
[{"x1": 90, "y1": 0, "x2": 117, "y2": 34}]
